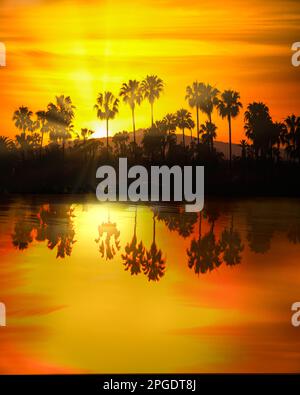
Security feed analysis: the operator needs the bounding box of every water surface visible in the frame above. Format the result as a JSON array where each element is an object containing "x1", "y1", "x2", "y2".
[{"x1": 0, "y1": 196, "x2": 300, "y2": 373}]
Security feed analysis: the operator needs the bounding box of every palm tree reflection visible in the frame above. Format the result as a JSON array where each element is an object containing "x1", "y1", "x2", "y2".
[
  {"x1": 12, "y1": 220, "x2": 34, "y2": 250},
  {"x1": 142, "y1": 214, "x2": 166, "y2": 281},
  {"x1": 155, "y1": 207, "x2": 197, "y2": 238},
  {"x1": 122, "y1": 207, "x2": 146, "y2": 275},
  {"x1": 220, "y1": 214, "x2": 244, "y2": 266},
  {"x1": 95, "y1": 211, "x2": 120, "y2": 260},
  {"x1": 187, "y1": 212, "x2": 222, "y2": 275},
  {"x1": 37, "y1": 204, "x2": 76, "y2": 258}
]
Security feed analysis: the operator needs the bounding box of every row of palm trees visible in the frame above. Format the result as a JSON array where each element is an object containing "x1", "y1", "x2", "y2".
[
  {"x1": 95, "y1": 75, "x2": 164, "y2": 147},
  {"x1": 95, "y1": 78, "x2": 243, "y2": 167},
  {"x1": 8, "y1": 76, "x2": 300, "y2": 165}
]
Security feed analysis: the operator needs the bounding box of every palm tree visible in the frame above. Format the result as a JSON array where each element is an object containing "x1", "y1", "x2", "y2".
[
  {"x1": 141, "y1": 75, "x2": 164, "y2": 126},
  {"x1": 0, "y1": 136, "x2": 14, "y2": 154},
  {"x1": 201, "y1": 121, "x2": 217, "y2": 151},
  {"x1": 112, "y1": 131, "x2": 130, "y2": 157},
  {"x1": 199, "y1": 84, "x2": 219, "y2": 123},
  {"x1": 120, "y1": 80, "x2": 143, "y2": 144},
  {"x1": 142, "y1": 214, "x2": 166, "y2": 281},
  {"x1": 185, "y1": 81, "x2": 205, "y2": 144},
  {"x1": 239, "y1": 139, "x2": 248, "y2": 160},
  {"x1": 175, "y1": 109, "x2": 195, "y2": 147},
  {"x1": 94, "y1": 91, "x2": 119, "y2": 149},
  {"x1": 163, "y1": 113, "x2": 177, "y2": 135},
  {"x1": 244, "y1": 102, "x2": 272, "y2": 159},
  {"x1": 142, "y1": 125, "x2": 167, "y2": 161},
  {"x1": 76, "y1": 128, "x2": 94, "y2": 141},
  {"x1": 36, "y1": 110, "x2": 50, "y2": 158},
  {"x1": 217, "y1": 90, "x2": 242, "y2": 168},
  {"x1": 46, "y1": 95, "x2": 75, "y2": 157},
  {"x1": 74, "y1": 128, "x2": 94, "y2": 160},
  {"x1": 284, "y1": 114, "x2": 300, "y2": 161},
  {"x1": 12, "y1": 106, "x2": 34, "y2": 137}
]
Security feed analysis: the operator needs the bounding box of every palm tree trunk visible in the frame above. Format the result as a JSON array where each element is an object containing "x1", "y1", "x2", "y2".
[
  {"x1": 151, "y1": 102, "x2": 154, "y2": 127},
  {"x1": 228, "y1": 115, "x2": 232, "y2": 169},
  {"x1": 62, "y1": 140, "x2": 65, "y2": 162},
  {"x1": 40, "y1": 130, "x2": 44, "y2": 160},
  {"x1": 132, "y1": 107, "x2": 136, "y2": 144},
  {"x1": 182, "y1": 128, "x2": 185, "y2": 148},
  {"x1": 106, "y1": 118, "x2": 109, "y2": 149},
  {"x1": 196, "y1": 106, "x2": 200, "y2": 145}
]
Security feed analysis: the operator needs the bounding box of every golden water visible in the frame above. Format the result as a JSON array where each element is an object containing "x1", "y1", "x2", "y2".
[{"x1": 0, "y1": 196, "x2": 300, "y2": 373}]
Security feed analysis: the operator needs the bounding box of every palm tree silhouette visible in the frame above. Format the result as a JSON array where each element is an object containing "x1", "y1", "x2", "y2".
[
  {"x1": 13, "y1": 106, "x2": 36, "y2": 159},
  {"x1": 217, "y1": 90, "x2": 242, "y2": 168},
  {"x1": 239, "y1": 139, "x2": 248, "y2": 160},
  {"x1": 142, "y1": 214, "x2": 166, "y2": 281},
  {"x1": 163, "y1": 113, "x2": 177, "y2": 135},
  {"x1": 94, "y1": 91, "x2": 119, "y2": 149},
  {"x1": 244, "y1": 102, "x2": 272, "y2": 159},
  {"x1": 0, "y1": 136, "x2": 14, "y2": 154},
  {"x1": 199, "y1": 84, "x2": 219, "y2": 123},
  {"x1": 201, "y1": 121, "x2": 217, "y2": 151},
  {"x1": 46, "y1": 95, "x2": 75, "y2": 157},
  {"x1": 13, "y1": 106, "x2": 35, "y2": 137},
  {"x1": 122, "y1": 207, "x2": 146, "y2": 275},
  {"x1": 36, "y1": 110, "x2": 50, "y2": 158},
  {"x1": 220, "y1": 215, "x2": 244, "y2": 266},
  {"x1": 186, "y1": 81, "x2": 205, "y2": 144},
  {"x1": 142, "y1": 125, "x2": 167, "y2": 162},
  {"x1": 120, "y1": 80, "x2": 143, "y2": 145},
  {"x1": 284, "y1": 114, "x2": 300, "y2": 161},
  {"x1": 141, "y1": 75, "x2": 164, "y2": 126},
  {"x1": 112, "y1": 131, "x2": 130, "y2": 157},
  {"x1": 175, "y1": 109, "x2": 195, "y2": 147}
]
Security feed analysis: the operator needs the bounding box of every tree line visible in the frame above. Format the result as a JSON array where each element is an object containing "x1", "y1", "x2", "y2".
[{"x1": 1, "y1": 75, "x2": 299, "y2": 166}]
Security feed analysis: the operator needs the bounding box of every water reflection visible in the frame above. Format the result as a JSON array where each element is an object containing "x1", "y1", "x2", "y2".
[
  {"x1": 122, "y1": 207, "x2": 145, "y2": 275},
  {"x1": 9, "y1": 198, "x2": 300, "y2": 281},
  {"x1": 3, "y1": 197, "x2": 300, "y2": 373},
  {"x1": 95, "y1": 210, "x2": 120, "y2": 260}
]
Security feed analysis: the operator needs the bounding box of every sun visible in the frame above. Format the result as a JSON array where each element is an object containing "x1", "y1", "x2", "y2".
[{"x1": 89, "y1": 124, "x2": 106, "y2": 139}]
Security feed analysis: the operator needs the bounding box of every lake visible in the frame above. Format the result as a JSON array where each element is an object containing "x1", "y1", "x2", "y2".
[{"x1": 0, "y1": 195, "x2": 300, "y2": 373}]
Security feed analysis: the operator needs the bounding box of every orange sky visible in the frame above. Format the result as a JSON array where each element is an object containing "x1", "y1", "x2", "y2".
[{"x1": 1, "y1": 0, "x2": 300, "y2": 142}]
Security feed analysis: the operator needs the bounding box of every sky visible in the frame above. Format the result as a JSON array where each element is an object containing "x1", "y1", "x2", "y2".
[{"x1": 1, "y1": 0, "x2": 300, "y2": 142}]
